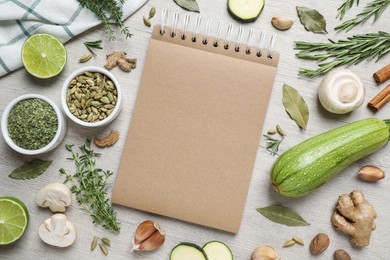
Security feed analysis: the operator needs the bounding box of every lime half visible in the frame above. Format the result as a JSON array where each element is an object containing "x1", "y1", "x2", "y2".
[
  {"x1": 21, "y1": 33, "x2": 67, "y2": 78},
  {"x1": 0, "y1": 196, "x2": 29, "y2": 245}
]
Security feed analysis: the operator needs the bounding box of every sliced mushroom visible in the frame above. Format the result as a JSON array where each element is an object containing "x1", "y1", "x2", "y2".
[
  {"x1": 39, "y1": 213, "x2": 76, "y2": 247},
  {"x1": 35, "y1": 183, "x2": 72, "y2": 212}
]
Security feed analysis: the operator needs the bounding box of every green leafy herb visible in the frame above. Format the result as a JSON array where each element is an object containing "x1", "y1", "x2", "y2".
[
  {"x1": 335, "y1": 0, "x2": 390, "y2": 32},
  {"x1": 83, "y1": 40, "x2": 103, "y2": 56},
  {"x1": 174, "y1": 0, "x2": 200, "y2": 12},
  {"x1": 256, "y1": 205, "x2": 310, "y2": 227},
  {"x1": 263, "y1": 135, "x2": 283, "y2": 156},
  {"x1": 78, "y1": 0, "x2": 132, "y2": 40},
  {"x1": 296, "y1": 6, "x2": 327, "y2": 34},
  {"x1": 282, "y1": 84, "x2": 309, "y2": 130},
  {"x1": 295, "y1": 31, "x2": 390, "y2": 77},
  {"x1": 9, "y1": 159, "x2": 52, "y2": 180},
  {"x1": 337, "y1": 0, "x2": 359, "y2": 19},
  {"x1": 59, "y1": 139, "x2": 120, "y2": 233}
]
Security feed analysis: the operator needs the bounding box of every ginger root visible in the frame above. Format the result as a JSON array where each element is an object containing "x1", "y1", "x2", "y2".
[
  {"x1": 105, "y1": 51, "x2": 137, "y2": 72},
  {"x1": 331, "y1": 190, "x2": 377, "y2": 247},
  {"x1": 93, "y1": 130, "x2": 120, "y2": 148}
]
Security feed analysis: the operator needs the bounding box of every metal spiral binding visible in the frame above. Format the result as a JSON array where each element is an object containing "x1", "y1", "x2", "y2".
[
  {"x1": 160, "y1": 8, "x2": 168, "y2": 35},
  {"x1": 181, "y1": 14, "x2": 190, "y2": 40},
  {"x1": 234, "y1": 26, "x2": 244, "y2": 52},
  {"x1": 202, "y1": 18, "x2": 212, "y2": 44},
  {"x1": 191, "y1": 16, "x2": 202, "y2": 42},
  {"x1": 170, "y1": 12, "x2": 179, "y2": 37},
  {"x1": 223, "y1": 23, "x2": 233, "y2": 50},
  {"x1": 161, "y1": 9, "x2": 277, "y2": 60},
  {"x1": 245, "y1": 29, "x2": 254, "y2": 54},
  {"x1": 213, "y1": 21, "x2": 223, "y2": 47}
]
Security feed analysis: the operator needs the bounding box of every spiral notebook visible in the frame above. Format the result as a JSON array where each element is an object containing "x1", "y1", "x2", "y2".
[{"x1": 112, "y1": 10, "x2": 280, "y2": 233}]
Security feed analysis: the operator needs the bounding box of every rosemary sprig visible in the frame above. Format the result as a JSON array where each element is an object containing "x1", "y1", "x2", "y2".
[
  {"x1": 263, "y1": 134, "x2": 284, "y2": 156},
  {"x1": 59, "y1": 139, "x2": 120, "y2": 233},
  {"x1": 78, "y1": 0, "x2": 132, "y2": 40},
  {"x1": 335, "y1": 0, "x2": 390, "y2": 32},
  {"x1": 295, "y1": 31, "x2": 390, "y2": 77},
  {"x1": 83, "y1": 40, "x2": 103, "y2": 56},
  {"x1": 337, "y1": 0, "x2": 359, "y2": 19}
]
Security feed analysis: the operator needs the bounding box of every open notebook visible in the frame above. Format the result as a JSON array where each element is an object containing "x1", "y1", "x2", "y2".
[{"x1": 112, "y1": 11, "x2": 280, "y2": 233}]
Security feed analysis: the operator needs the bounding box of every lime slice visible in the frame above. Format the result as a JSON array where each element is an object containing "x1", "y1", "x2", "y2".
[
  {"x1": 21, "y1": 33, "x2": 67, "y2": 78},
  {"x1": 0, "y1": 196, "x2": 29, "y2": 245}
]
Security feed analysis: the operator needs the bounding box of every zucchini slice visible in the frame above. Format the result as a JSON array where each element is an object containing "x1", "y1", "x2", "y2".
[
  {"x1": 228, "y1": 0, "x2": 265, "y2": 22},
  {"x1": 170, "y1": 242, "x2": 209, "y2": 260},
  {"x1": 203, "y1": 241, "x2": 233, "y2": 260}
]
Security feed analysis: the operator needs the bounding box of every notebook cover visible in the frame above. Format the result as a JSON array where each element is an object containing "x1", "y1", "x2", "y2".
[{"x1": 112, "y1": 25, "x2": 279, "y2": 233}]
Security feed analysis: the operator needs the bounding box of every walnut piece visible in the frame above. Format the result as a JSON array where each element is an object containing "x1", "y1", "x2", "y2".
[{"x1": 93, "y1": 130, "x2": 120, "y2": 148}]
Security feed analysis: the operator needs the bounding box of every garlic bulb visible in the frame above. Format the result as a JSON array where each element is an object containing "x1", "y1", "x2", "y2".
[
  {"x1": 132, "y1": 220, "x2": 165, "y2": 251},
  {"x1": 318, "y1": 69, "x2": 365, "y2": 114}
]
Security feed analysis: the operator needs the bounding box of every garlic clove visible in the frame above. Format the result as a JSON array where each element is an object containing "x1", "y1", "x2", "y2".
[
  {"x1": 251, "y1": 245, "x2": 280, "y2": 260},
  {"x1": 138, "y1": 228, "x2": 165, "y2": 251},
  {"x1": 358, "y1": 165, "x2": 385, "y2": 182},
  {"x1": 271, "y1": 17, "x2": 293, "y2": 30},
  {"x1": 132, "y1": 220, "x2": 165, "y2": 252}
]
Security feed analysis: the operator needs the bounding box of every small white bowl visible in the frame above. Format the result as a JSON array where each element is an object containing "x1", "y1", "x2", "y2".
[
  {"x1": 1, "y1": 94, "x2": 67, "y2": 155},
  {"x1": 61, "y1": 66, "x2": 122, "y2": 127}
]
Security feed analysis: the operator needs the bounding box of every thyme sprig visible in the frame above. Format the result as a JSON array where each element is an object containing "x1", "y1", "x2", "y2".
[
  {"x1": 78, "y1": 0, "x2": 132, "y2": 40},
  {"x1": 335, "y1": 0, "x2": 390, "y2": 32},
  {"x1": 83, "y1": 40, "x2": 103, "y2": 56},
  {"x1": 295, "y1": 31, "x2": 390, "y2": 77},
  {"x1": 59, "y1": 139, "x2": 120, "y2": 233},
  {"x1": 337, "y1": 0, "x2": 359, "y2": 19}
]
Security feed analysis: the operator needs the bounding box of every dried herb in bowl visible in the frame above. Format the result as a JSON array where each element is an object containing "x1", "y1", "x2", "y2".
[{"x1": 7, "y1": 98, "x2": 58, "y2": 150}]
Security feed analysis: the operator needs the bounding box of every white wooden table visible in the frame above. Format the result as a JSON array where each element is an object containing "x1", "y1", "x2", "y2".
[{"x1": 1, "y1": 0, "x2": 390, "y2": 259}]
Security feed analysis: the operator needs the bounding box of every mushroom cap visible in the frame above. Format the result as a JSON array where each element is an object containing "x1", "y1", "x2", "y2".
[
  {"x1": 35, "y1": 183, "x2": 72, "y2": 212},
  {"x1": 318, "y1": 69, "x2": 365, "y2": 114},
  {"x1": 39, "y1": 213, "x2": 76, "y2": 247}
]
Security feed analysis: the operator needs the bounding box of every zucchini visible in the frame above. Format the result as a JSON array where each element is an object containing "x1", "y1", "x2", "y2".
[
  {"x1": 170, "y1": 242, "x2": 208, "y2": 260},
  {"x1": 227, "y1": 0, "x2": 265, "y2": 22},
  {"x1": 271, "y1": 118, "x2": 390, "y2": 197},
  {"x1": 203, "y1": 241, "x2": 233, "y2": 260}
]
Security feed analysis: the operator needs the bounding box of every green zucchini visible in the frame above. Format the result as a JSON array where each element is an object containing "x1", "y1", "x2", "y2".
[
  {"x1": 203, "y1": 241, "x2": 233, "y2": 260},
  {"x1": 170, "y1": 242, "x2": 209, "y2": 260},
  {"x1": 227, "y1": 0, "x2": 265, "y2": 22},
  {"x1": 271, "y1": 118, "x2": 390, "y2": 197}
]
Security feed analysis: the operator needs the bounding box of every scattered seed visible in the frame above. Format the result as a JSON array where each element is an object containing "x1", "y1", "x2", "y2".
[
  {"x1": 283, "y1": 239, "x2": 296, "y2": 247},
  {"x1": 79, "y1": 53, "x2": 93, "y2": 63},
  {"x1": 99, "y1": 243, "x2": 109, "y2": 255},
  {"x1": 149, "y1": 7, "x2": 156, "y2": 19},
  {"x1": 91, "y1": 236, "x2": 98, "y2": 251},
  {"x1": 276, "y1": 124, "x2": 286, "y2": 136},
  {"x1": 143, "y1": 16, "x2": 151, "y2": 27},
  {"x1": 293, "y1": 236, "x2": 304, "y2": 245},
  {"x1": 267, "y1": 128, "x2": 277, "y2": 135},
  {"x1": 101, "y1": 237, "x2": 111, "y2": 247}
]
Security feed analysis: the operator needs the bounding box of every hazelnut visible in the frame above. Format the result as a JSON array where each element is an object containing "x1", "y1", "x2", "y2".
[{"x1": 310, "y1": 233, "x2": 330, "y2": 255}]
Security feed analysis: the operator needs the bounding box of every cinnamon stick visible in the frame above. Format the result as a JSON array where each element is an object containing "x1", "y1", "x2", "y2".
[
  {"x1": 373, "y1": 64, "x2": 390, "y2": 84},
  {"x1": 368, "y1": 84, "x2": 390, "y2": 111}
]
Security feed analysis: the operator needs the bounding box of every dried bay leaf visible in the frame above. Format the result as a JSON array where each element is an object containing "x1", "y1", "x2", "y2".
[
  {"x1": 9, "y1": 159, "x2": 52, "y2": 180},
  {"x1": 174, "y1": 0, "x2": 200, "y2": 12},
  {"x1": 296, "y1": 6, "x2": 327, "y2": 34},
  {"x1": 257, "y1": 205, "x2": 310, "y2": 226},
  {"x1": 282, "y1": 84, "x2": 309, "y2": 130}
]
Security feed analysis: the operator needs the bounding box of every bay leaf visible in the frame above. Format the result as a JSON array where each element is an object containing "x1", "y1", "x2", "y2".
[
  {"x1": 174, "y1": 0, "x2": 200, "y2": 12},
  {"x1": 9, "y1": 159, "x2": 52, "y2": 180},
  {"x1": 256, "y1": 205, "x2": 310, "y2": 226},
  {"x1": 296, "y1": 6, "x2": 327, "y2": 34},
  {"x1": 282, "y1": 84, "x2": 309, "y2": 130}
]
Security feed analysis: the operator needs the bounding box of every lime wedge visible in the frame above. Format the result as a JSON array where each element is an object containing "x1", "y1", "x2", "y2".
[
  {"x1": 0, "y1": 196, "x2": 29, "y2": 245},
  {"x1": 21, "y1": 33, "x2": 67, "y2": 78}
]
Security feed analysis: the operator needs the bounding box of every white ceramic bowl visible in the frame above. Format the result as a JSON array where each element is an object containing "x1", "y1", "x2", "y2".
[
  {"x1": 1, "y1": 94, "x2": 67, "y2": 155},
  {"x1": 61, "y1": 66, "x2": 122, "y2": 127}
]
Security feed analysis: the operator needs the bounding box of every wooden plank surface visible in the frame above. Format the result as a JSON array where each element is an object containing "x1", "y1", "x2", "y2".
[{"x1": 1, "y1": 0, "x2": 389, "y2": 259}]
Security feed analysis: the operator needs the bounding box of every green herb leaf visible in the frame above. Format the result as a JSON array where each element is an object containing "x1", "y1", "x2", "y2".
[
  {"x1": 282, "y1": 84, "x2": 309, "y2": 130},
  {"x1": 174, "y1": 0, "x2": 200, "y2": 12},
  {"x1": 296, "y1": 6, "x2": 327, "y2": 34},
  {"x1": 9, "y1": 159, "x2": 52, "y2": 180},
  {"x1": 256, "y1": 205, "x2": 310, "y2": 226}
]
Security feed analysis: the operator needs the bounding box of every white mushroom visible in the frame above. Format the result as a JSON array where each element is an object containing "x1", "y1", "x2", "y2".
[
  {"x1": 318, "y1": 69, "x2": 365, "y2": 114},
  {"x1": 39, "y1": 213, "x2": 76, "y2": 247},
  {"x1": 35, "y1": 183, "x2": 72, "y2": 212}
]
